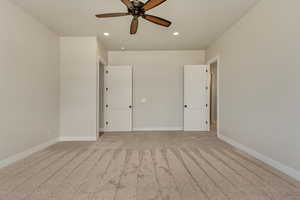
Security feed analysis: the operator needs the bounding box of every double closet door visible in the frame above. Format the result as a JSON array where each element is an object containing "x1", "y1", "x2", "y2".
[
  {"x1": 103, "y1": 65, "x2": 209, "y2": 132},
  {"x1": 103, "y1": 66, "x2": 133, "y2": 132},
  {"x1": 184, "y1": 65, "x2": 210, "y2": 131}
]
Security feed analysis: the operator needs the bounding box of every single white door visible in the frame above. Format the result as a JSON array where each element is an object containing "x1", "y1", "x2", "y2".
[
  {"x1": 104, "y1": 66, "x2": 132, "y2": 132},
  {"x1": 184, "y1": 65, "x2": 210, "y2": 131}
]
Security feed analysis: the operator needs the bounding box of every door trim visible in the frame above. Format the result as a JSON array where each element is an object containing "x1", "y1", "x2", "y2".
[{"x1": 206, "y1": 56, "x2": 220, "y2": 137}]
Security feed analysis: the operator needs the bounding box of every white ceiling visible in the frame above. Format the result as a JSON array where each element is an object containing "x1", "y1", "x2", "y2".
[{"x1": 9, "y1": 0, "x2": 260, "y2": 50}]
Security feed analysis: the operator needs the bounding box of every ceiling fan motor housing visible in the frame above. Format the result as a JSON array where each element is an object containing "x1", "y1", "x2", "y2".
[{"x1": 128, "y1": 1, "x2": 145, "y2": 17}]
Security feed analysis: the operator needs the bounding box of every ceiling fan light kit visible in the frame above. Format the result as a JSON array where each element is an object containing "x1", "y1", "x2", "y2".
[{"x1": 96, "y1": 0, "x2": 172, "y2": 35}]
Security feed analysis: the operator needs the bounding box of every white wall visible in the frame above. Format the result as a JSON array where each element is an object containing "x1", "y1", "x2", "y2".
[
  {"x1": 0, "y1": 0, "x2": 59, "y2": 162},
  {"x1": 60, "y1": 37, "x2": 98, "y2": 140},
  {"x1": 109, "y1": 51, "x2": 206, "y2": 130},
  {"x1": 207, "y1": 0, "x2": 300, "y2": 179}
]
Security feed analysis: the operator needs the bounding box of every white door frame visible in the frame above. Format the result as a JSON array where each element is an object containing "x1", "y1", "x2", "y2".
[{"x1": 206, "y1": 56, "x2": 220, "y2": 137}]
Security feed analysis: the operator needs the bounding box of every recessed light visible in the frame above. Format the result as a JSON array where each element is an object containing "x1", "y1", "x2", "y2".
[
  {"x1": 121, "y1": 47, "x2": 125, "y2": 50},
  {"x1": 173, "y1": 32, "x2": 179, "y2": 36},
  {"x1": 103, "y1": 32, "x2": 110, "y2": 36}
]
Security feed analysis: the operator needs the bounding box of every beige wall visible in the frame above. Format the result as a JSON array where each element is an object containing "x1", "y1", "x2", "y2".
[
  {"x1": 109, "y1": 51, "x2": 206, "y2": 130},
  {"x1": 97, "y1": 38, "x2": 108, "y2": 65},
  {"x1": 0, "y1": 0, "x2": 59, "y2": 162},
  {"x1": 207, "y1": 0, "x2": 300, "y2": 177},
  {"x1": 59, "y1": 37, "x2": 98, "y2": 140}
]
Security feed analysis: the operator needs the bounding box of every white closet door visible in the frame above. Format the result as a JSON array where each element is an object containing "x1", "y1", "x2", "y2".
[
  {"x1": 104, "y1": 66, "x2": 132, "y2": 132},
  {"x1": 184, "y1": 65, "x2": 210, "y2": 131}
]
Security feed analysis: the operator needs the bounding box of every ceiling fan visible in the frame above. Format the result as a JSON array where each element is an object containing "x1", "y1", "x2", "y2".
[{"x1": 95, "y1": 0, "x2": 172, "y2": 34}]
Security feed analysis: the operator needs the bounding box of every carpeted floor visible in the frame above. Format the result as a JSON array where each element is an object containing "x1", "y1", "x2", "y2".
[{"x1": 0, "y1": 132, "x2": 300, "y2": 200}]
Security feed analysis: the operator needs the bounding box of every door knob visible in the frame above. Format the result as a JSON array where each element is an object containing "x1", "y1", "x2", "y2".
[
  {"x1": 129, "y1": 105, "x2": 132, "y2": 109},
  {"x1": 184, "y1": 105, "x2": 188, "y2": 108}
]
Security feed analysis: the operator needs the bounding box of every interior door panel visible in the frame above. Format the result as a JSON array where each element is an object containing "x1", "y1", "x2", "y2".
[
  {"x1": 104, "y1": 66, "x2": 132, "y2": 132},
  {"x1": 184, "y1": 65, "x2": 210, "y2": 131}
]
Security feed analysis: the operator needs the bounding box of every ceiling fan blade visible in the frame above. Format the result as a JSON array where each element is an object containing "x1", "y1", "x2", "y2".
[
  {"x1": 142, "y1": 14, "x2": 171, "y2": 27},
  {"x1": 96, "y1": 13, "x2": 129, "y2": 18},
  {"x1": 142, "y1": 0, "x2": 167, "y2": 11},
  {"x1": 130, "y1": 17, "x2": 139, "y2": 34},
  {"x1": 121, "y1": 0, "x2": 134, "y2": 9}
]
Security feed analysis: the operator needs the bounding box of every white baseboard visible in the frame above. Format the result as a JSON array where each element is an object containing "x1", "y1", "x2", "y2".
[
  {"x1": 0, "y1": 138, "x2": 59, "y2": 169},
  {"x1": 133, "y1": 127, "x2": 184, "y2": 131},
  {"x1": 219, "y1": 134, "x2": 300, "y2": 182},
  {"x1": 59, "y1": 137, "x2": 97, "y2": 141},
  {"x1": 99, "y1": 128, "x2": 130, "y2": 132},
  {"x1": 100, "y1": 127, "x2": 183, "y2": 132}
]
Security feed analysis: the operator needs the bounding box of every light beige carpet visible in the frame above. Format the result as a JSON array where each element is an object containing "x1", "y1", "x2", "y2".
[{"x1": 0, "y1": 132, "x2": 300, "y2": 200}]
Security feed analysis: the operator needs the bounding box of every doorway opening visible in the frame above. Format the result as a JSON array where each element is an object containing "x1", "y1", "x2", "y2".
[
  {"x1": 98, "y1": 61, "x2": 105, "y2": 138},
  {"x1": 207, "y1": 57, "x2": 219, "y2": 136}
]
